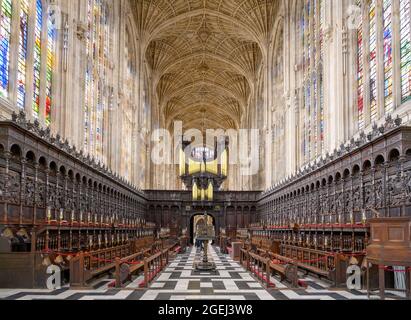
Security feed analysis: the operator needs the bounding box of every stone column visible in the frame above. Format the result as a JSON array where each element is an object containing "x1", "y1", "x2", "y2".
[
  {"x1": 23, "y1": 0, "x2": 37, "y2": 120},
  {"x1": 325, "y1": 1, "x2": 346, "y2": 151}
]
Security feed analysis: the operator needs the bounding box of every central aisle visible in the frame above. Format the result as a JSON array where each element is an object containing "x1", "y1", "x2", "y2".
[{"x1": 139, "y1": 245, "x2": 274, "y2": 300}]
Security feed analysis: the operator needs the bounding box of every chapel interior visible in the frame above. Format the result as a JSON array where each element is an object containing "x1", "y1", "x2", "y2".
[{"x1": 0, "y1": 0, "x2": 410, "y2": 301}]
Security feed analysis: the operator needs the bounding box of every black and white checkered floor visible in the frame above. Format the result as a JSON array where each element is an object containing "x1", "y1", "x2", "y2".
[{"x1": 0, "y1": 245, "x2": 406, "y2": 300}]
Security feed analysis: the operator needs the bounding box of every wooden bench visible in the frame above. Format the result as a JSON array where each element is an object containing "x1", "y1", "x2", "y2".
[
  {"x1": 240, "y1": 248, "x2": 299, "y2": 288},
  {"x1": 113, "y1": 251, "x2": 146, "y2": 288},
  {"x1": 90, "y1": 262, "x2": 116, "y2": 277},
  {"x1": 257, "y1": 248, "x2": 270, "y2": 258},
  {"x1": 70, "y1": 252, "x2": 113, "y2": 289},
  {"x1": 269, "y1": 260, "x2": 287, "y2": 281},
  {"x1": 280, "y1": 244, "x2": 344, "y2": 285},
  {"x1": 268, "y1": 253, "x2": 299, "y2": 287},
  {"x1": 69, "y1": 243, "x2": 155, "y2": 289},
  {"x1": 69, "y1": 244, "x2": 133, "y2": 289}
]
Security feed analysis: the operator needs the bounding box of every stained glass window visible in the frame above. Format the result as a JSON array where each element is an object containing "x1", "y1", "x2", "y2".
[
  {"x1": 356, "y1": 0, "x2": 409, "y2": 128},
  {"x1": 319, "y1": 72, "x2": 324, "y2": 145},
  {"x1": 84, "y1": 0, "x2": 92, "y2": 150},
  {"x1": 369, "y1": 0, "x2": 378, "y2": 123},
  {"x1": 84, "y1": 0, "x2": 110, "y2": 162},
  {"x1": 305, "y1": 84, "x2": 311, "y2": 160},
  {"x1": 319, "y1": 0, "x2": 324, "y2": 150},
  {"x1": 45, "y1": 6, "x2": 56, "y2": 125},
  {"x1": 305, "y1": 0, "x2": 311, "y2": 74},
  {"x1": 312, "y1": 0, "x2": 318, "y2": 155},
  {"x1": 122, "y1": 29, "x2": 134, "y2": 180},
  {"x1": 17, "y1": 0, "x2": 29, "y2": 109},
  {"x1": 400, "y1": 0, "x2": 410, "y2": 102},
  {"x1": 357, "y1": 0, "x2": 365, "y2": 130},
  {"x1": 383, "y1": 0, "x2": 393, "y2": 114},
  {"x1": 33, "y1": 0, "x2": 42, "y2": 118},
  {"x1": 0, "y1": 0, "x2": 12, "y2": 98},
  {"x1": 299, "y1": 2, "x2": 305, "y2": 158},
  {"x1": 304, "y1": 1, "x2": 311, "y2": 162},
  {"x1": 299, "y1": 0, "x2": 324, "y2": 163}
]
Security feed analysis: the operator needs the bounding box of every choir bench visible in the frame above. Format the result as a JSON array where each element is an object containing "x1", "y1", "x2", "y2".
[
  {"x1": 69, "y1": 240, "x2": 155, "y2": 289},
  {"x1": 241, "y1": 246, "x2": 299, "y2": 288},
  {"x1": 112, "y1": 250, "x2": 148, "y2": 288},
  {"x1": 268, "y1": 253, "x2": 299, "y2": 287}
]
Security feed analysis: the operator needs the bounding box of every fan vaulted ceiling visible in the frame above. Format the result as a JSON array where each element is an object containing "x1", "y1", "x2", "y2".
[{"x1": 131, "y1": 0, "x2": 280, "y2": 131}]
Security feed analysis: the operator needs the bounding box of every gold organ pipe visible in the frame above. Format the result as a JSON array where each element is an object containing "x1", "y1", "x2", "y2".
[
  {"x1": 193, "y1": 182, "x2": 199, "y2": 201},
  {"x1": 207, "y1": 182, "x2": 214, "y2": 201},
  {"x1": 189, "y1": 159, "x2": 201, "y2": 174},
  {"x1": 206, "y1": 159, "x2": 218, "y2": 175}
]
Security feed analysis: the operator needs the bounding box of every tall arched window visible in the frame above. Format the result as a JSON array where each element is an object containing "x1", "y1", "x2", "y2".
[
  {"x1": 32, "y1": 0, "x2": 42, "y2": 118},
  {"x1": 383, "y1": 0, "x2": 393, "y2": 114},
  {"x1": 357, "y1": 0, "x2": 365, "y2": 130},
  {"x1": 0, "y1": 0, "x2": 56, "y2": 124},
  {"x1": 0, "y1": 0, "x2": 12, "y2": 98},
  {"x1": 356, "y1": 0, "x2": 410, "y2": 130},
  {"x1": 272, "y1": 25, "x2": 284, "y2": 141},
  {"x1": 84, "y1": 0, "x2": 111, "y2": 162},
  {"x1": 17, "y1": 0, "x2": 30, "y2": 109},
  {"x1": 400, "y1": 0, "x2": 410, "y2": 102},
  {"x1": 271, "y1": 25, "x2": 285, "y2": 182},
  {"x1": 121, "y1": 27, "x2": 135, "y2": 181},
  {"x1": 298, "y1": 0, "x2": 324, "y2": 164},
  {"x1": 45, "y1": 5, "x2": 56, "y2": 125},
  {"x1": 369, "y1": 0, "x2": 378, "y2": 122}
]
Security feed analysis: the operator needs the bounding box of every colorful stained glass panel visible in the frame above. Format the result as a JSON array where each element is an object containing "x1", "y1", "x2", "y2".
[
  {"x1": 357, "y1": 0, "x2": 365, "y2": 130},
  {"x1": 33, "y1": 0, "x2": 42, "y2": 118},
  {"x1": 400, "y1": 0, "x2": 410, "y2": 101},
  {"x1": 369, "y1": 0, "x2": 378, "y2": 122},
  {"x1": 45, "y1": 7, "x2": 56, "y2": 125},
  {"x1": 0, "y1": 0, "x2": 12, "y2": 98},
  {"x1": 17, "y1": 0, "x2": 29, "y2": 109},
  {"x1": 383, "y1": 0, "x2": 393, "y2": 114}
]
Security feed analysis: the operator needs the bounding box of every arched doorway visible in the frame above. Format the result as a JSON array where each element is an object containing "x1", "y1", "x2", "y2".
[{"x1": 189, "y1": 213, "x2": 216, "y2": 244}]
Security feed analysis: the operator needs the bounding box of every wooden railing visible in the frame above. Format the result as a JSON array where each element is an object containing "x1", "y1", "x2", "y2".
[
  {"x1": 240, "y1": 248, "x2": 249, "y2": 269},
  {"x1": 140, "y1": 248, "x2": 169, "y2": 288},
  {"x1": 114, "y1": 250, "x2": 149, "y2": 288},
  {"x1": 247, "y1": 252, "x2": 274, "y2": 288}
]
